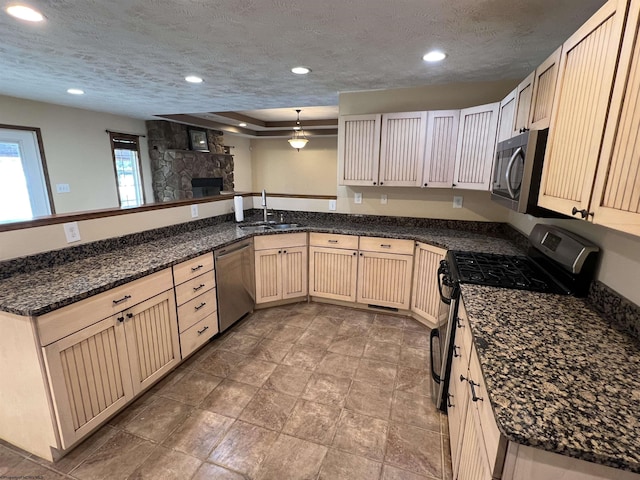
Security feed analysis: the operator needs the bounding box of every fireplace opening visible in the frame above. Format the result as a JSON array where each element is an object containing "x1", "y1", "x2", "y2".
[{"x1": 191, "y1": 177, "x2": 223, "y2": 198}]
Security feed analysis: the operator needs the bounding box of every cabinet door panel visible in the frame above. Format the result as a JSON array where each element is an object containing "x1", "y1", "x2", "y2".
[
  {"x1": 539, "y1": 0, "x2": 627, "y2": 216},
  {"x1": 530, "y1": 47, "x2": 562, "y2": 130},
  {"x1": 309, "y1": 246, "x2": 358, "y2": 302},
  {"x1": 379, "y1": 111, "x2": 427, "y2": 186},
  {"x1": 423, "y1": 110, "x2": 460, "y2": 188},
  {"x1": 513, "y1": 71, "x2": 535, "y2": 136},
  {"x1": 43, "y1": 316, "x2": 133, "y2": 449},
  {"x1": 497, "y1": 90, "x2": 516, "y2": 144},
  {"x1": 255, "y1": 248, "x2": 282, "y2": 304},
  {"x1": 124, "y1": 290, "x2": 180, "y2": 395},
  {"x1": 457, "y1": 405, "x2": 493, "y2": 480},
  {"x1": 281, "y1": 246, "x2": 308, "y2": 299},
  {"x1": 454, "y1": 103, "x2": 499, "y2": 190},
  {"x1": 411, "y1": 243, "x2": 446, "y2": 323},
  {"x1": 357, "y1": 252, "x2": 413, "y2": 309},
  {"x1": 339, "y1": 114, "x2": 382, "y2": 186}
]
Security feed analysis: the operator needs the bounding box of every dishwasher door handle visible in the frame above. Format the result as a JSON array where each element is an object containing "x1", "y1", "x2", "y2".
[{"x1": 215, "y1": 243, "x2": 251, "y2": 259}]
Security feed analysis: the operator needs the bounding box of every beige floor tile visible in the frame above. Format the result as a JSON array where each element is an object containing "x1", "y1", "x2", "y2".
[
  {"x1": 263, "y1": 364, "x2": 313, "y2": 396},
  {"x1": 385, "y1": 423, "x2": 442, "y2": 478},
  {"x1": 250, "y1": 338, "x2": 293, "y2": 363},
  {"x1": 328, "y1": 336, "x2": 367, "y2": 357},
  {"x1": 335, "y1": 323, "x2": 369, "y2": 339},
  {"x1": 319, "y1": 304, "x2": 352, "y2": 319},
  {"x1": 200, "y1": 379, "x2": 258, "y2": 418},
  {"x1": 128, "y1": 446, "x2": 201, "y2": 480},
  {"x1": 340, "y1": 310, "x2": 374, "y2": 325},
  {"x1": 316, "y1": 352, "x2": 360, "y2": 379},
  {"x1": 162, "y1": 409, "x2": 234, "y2": 459},
  {"x1": 381, "y1": 464, "x2": 432, "y2": 480},
  {"x1": 196, "y1": 350, "x2": 247, "y2": 377},
  {"x1": 282, "y1": 311, "x2": 315, "y2": 328},
  {"x1": 265, "y1": 324, "x2": 306, "y2": 343},
  {"x1": 234, "y1": 317, "x2": 275, "y2": 337},
  {"x1": 282, "y1": 399, "x2": 342, "y2": 445},
  {"x1": 291, "y1": 301, "x2": 324, "y2": 315},
  {"x1": 124, "y1": 398, "x2": 192, "y2": 443},
  {"x1": 402, "y1": 330, "x2": 430, "y2": 349},
  {"x1": 156, "y1": 369, "x2": 222, "y2": 406},
  {"x1": 191, "y1": 462, "x2": 246, "y2": 480},
  {"x1": 255, "y1": 434, "x2": 327, "y2": 480},
  {"x1": 372, "y1": 313, "x2": 407, "y2": 329},
  {"x1": 345, "y1": 381, "x2": 393, "y2": 420},
  {"x1": 72, "y1": 430, "x2": 155, "y2": 480},
  {"x1": 107, "y1": 390, "x2": 157, "y2": 429},
  {"x1": 399, "y1": 346, "x2": 429, "y2": 370},
  {"x1": 0, "y1": 445, "x2": 29, "y2": 475},
  {"x1": 332, "y1": 410, "x2": 388, "y2": 461},
  {"x1": 355, "y1": 358, "x2": 397, "y2": 388},
  {"x1": 5, "y1": 458, "x2": 68, "y2": 480},
  {"x1": 297, "y1": 329, "x2": 336, "y2": 348},
  {"x1": 302, "y1": 373, "x2": 352, "y2": 407},
  {"x1": 364, "y1": 340, "x2": 401, "y2": 364},
  {"x1": 391, "y1": 391, "x2": 440, "y2": 432},
  {"x1": 318, "y1": 449, "x2": 382, "y2": 480},
  {"x1": 369, "y1": 326, "x2": 404, "y2": 345},
  {"x1": 217, "y1": 332, "x2": 263, "y2": 355},
  {"x1": 282, "y1": 343, "x2": 326, "y2": 370},
  {"x1": 403, "y1": 317, "x2": 429, "y2": 331},
  {"x1": 307, "y1": 314, "x2": 344, "y2": 332},
  {"x1": 227, "y1": 357, "x2": 278, "y2": 387},
  {"x1": 396, "y1": 366, "x2": 431, "y2": 396},
  {"x1": 208, "y1": 421, "x2": 278, "y2": 478},
  {"x1": 239, "y1": 388, "x2": 297, "y2": 431}
]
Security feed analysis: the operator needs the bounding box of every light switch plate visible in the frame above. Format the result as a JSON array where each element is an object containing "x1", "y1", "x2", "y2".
[
  {"x1": 56, "y1": 183, "x2": 70, "y2": 193},
  {"x1": 354, "y1": 192, "x2": 362, "y2": 204},
  {"x1": 380, "y1": 194, "x2": 388, "y2": 205},
  {"x1": 63, "y1": 222, "x2": 81, "y2": 243},
  {"x1": 453, "y1": 196, "x2": 463, "y2": 208},
  {"x1": 329, "y1": 199, "x2": 337, "y2": 211},
  {"x1": 191, "y1": 204, "x2": 198, "y2": 218}
]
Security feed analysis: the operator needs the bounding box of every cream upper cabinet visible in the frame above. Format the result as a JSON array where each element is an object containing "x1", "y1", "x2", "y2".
[
  {"x1": 338, "y1": 114, "x2": 382, "y2": 186},
  {"x1": 538, "y1": 0, "x2": 628, "y2": 218},
  {"x1": 379, "y1": 111, "x2": 428, "y2": 186},
  {"x1": 529, "y1": 46, "x2": 562, "y2": 130},
  {"x1": 512, "y1": 71, "x2": 535, "y2": 136},
  {"x1": 591, "y1": 0, "x2": 640, "y2": 237},
  {"x1": 411, "y1": 242, "x2": 446, "y2": 324},
  {"x1": 422, "y1": 110, "x2": 460, "y2": 188},
  {"x1": 454, "y1": 103, "x2": 500, "y2": 190},
  {"x1": 497, "y1": 89, "x2": 517, "y2": 144}
]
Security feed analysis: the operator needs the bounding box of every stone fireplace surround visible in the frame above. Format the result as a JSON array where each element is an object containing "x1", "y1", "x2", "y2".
[{"x1": 146, "y1": 120, "x2": 234, "y2": 202}]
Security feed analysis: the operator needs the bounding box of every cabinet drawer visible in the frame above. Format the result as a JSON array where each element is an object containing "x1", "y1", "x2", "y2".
[
  {"x1": 457, "y1": 298, "x2": 474, "y2": 359},
  {"x1": 180, "y1": 313, "x2": 218, "y2": 359},
  {"x1": 173, "y1": 252, "x2": 214, "y2": 286},
  {"x1": 309, "y1": 233, "x2": 358, "y2": 249},
  {"x1": 358, "y1": 236, "x2": 414, "y2": 255},
  {"x1": 177, "y1": 289, "x2": 217, "y2": 333},
  {"x1": 254, "y1": 232, "x2": 307, "y2": 250},
  {"x1": 38, "y1": 269, "x2": 173, "y2": 346},
  {"x1": 175, "y1": 271, "x2": 216, "y2": 306}
]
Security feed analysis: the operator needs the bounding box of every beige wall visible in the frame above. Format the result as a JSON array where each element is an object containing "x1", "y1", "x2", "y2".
[
  {"x1": 0, "y1": 94, "x2": 152, "y2": 214},
  {"x1": 227, "y1": 134, "x2": 252, "y2": 192},
  {"x1": 508, "y1": 211, "x2": 640, "y2": 305}
]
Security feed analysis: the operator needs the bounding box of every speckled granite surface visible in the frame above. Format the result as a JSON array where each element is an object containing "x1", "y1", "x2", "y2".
[
  {"x1": 0, "y1": 217, "x2": 521, "y2": 316},
  {"x1": 461, "y1": 283, "x2": 640, "y2": 473}
]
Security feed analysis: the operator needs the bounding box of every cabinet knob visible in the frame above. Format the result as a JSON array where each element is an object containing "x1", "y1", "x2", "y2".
[
  {"x1": 571, "y1": 207, "x2": 593, "y2": 219},
  {"x1": 373, "y1": 182, "x2": 377, "y2": 185},
  {"x1": 452, "y1": 183, "x2": 456, "y2": 187},
  {"x1": 283, "y1": 250, "x2": 287, "y2": 254},
  {"x1": 424, "y1": 183, "x2": 428, "y2": 187},
  {"x1": 359, "y1": 253, "x2": 363, "y2": 257},
  {"x1": 126, "y1": 312, "x2": 134, "y2": 319},
  {"x1": 278, "y1": 250, "x2": 282, "y2": 254},
  {"x1": 353, "y1": 252, "x2": 357, "y2": 256},
  {"x1": 117, "y1": 316, "x2": 125, "y2": 323},
  {"x1": 380, "y1": 182, "x2": 384, "y2": 185}
]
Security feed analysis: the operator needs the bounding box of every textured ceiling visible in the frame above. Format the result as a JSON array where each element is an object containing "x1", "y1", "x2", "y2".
[{"x1": 0, "y1": 0, "x2": 606, "y2": 120}]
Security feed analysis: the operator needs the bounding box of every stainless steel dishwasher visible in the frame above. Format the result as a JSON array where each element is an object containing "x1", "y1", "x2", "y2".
[{"x1": 214, "y1": 239, "x2": 255, "y2": 332}]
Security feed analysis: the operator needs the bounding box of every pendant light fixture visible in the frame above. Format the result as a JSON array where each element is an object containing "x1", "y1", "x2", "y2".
[{"x1": 288, "y1": 109, "x2": 309, "y2": 151}]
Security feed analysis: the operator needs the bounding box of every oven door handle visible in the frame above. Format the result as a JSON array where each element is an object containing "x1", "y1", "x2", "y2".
[
  {"x1": 505, "y1": 146, "x2": 524, "y2": 199},
  {"x1": 429, "y1": 328, "x2": 441, "y2": 384},
  {"x1": 437, "y1": 265, "x2": 451, "y2": 305}
]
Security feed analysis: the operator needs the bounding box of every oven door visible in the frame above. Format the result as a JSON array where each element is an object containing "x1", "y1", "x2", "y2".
[{"x1": 430, "y1": 259, "x2": 460, "y2": 412}]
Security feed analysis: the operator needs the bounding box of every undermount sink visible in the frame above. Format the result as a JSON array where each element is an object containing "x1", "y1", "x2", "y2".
[
  {"x1": 269, "y1": 223, "x2": 300, "y2": 230},
  {"x1": 238, "y1": 222, "x2": 301, "y2": 231}
]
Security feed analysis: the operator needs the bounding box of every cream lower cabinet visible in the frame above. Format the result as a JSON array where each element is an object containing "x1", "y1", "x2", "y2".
[
  {"x1": 308, "y1": 233, "x2": 358, "y2": 302},
  {"x1": 356, "y1": 237, "x2": 414, "y2": 310},
  {"x1": 254, "y1": 233, "x2": 308, "y2": 304},
  {"x1": 411, "y1": 242, "x2": 446, "y2": 323}
]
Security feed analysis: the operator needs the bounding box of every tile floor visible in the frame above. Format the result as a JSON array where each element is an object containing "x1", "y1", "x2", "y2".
[{"x1": 0, "y1": 302, "x2": 453, "y2": 480}]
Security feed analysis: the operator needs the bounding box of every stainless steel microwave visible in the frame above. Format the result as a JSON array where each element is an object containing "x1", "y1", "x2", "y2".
[{"x1": 491, "y1": 129, "x2": 557, "y2": 216}]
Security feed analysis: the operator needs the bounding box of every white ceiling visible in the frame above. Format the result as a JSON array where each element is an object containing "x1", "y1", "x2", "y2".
[{"x1": 0, "y1": 0, "x2": 606, "y2": 120}]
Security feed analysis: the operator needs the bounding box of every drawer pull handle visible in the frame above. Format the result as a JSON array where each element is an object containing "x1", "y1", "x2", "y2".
[
  {"x1": 113, "y1": 295, "x2": 132, "y2": 305},
  {"x1": 456, "y1": 317, "x2": 464, "y2": 328},
  {"x1": 469, "y1": 380, "x2": 483, "y2": 402},
  {"x1": 453, "y1": 345, "x2": 461, "y2": 358},
  {"x1": 460, "y1": 374, "x2": 468, "y2": 383},
  {"x1": 197, "y1": 325, "x2": 209, "y2": 335},
  {"x1": 193, "y1": 284, "x2": 206, "y2": 292},
  {"x1": 380, "y1": 244, "x2": 391, "y2": 248},
  {"x1": 195, "y1": 302, "x2": 207, "y2": 311},
  {"x1": 328, "y1": 240, "x2": 338, "y2": 243},
  {"x1": 191, "y1": 264, "x2": 204, "y2": 272},
  {"x1": 447, "y1": 393, "x2": 454, "y2": 408}
]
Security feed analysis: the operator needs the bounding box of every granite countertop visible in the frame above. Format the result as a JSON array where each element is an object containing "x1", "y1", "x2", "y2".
[
  {"x1": 461, "y1": 283, "x2": 640, "y2": 474},
  {"x1": 0, "y1": 220, "x2": 522, "y2": 317}
]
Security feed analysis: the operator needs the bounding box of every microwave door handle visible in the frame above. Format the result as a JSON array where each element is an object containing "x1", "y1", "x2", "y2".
[{"x1": 505, "y1": 147, "x2": 524, "y2": 199}]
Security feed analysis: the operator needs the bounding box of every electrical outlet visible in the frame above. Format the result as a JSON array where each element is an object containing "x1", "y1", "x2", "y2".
[
  {"x1": 191, "y1": 204, "x2": 199, "y2": 218},
  {"x1": 56, "y1": 183, "x2": 70, "y2": 193},
  {"x1": 329, "y1": 199, "x2": 337, "y2": 211},
  {"x1": 380, "y1": 194, "x2": 388, "y2": 205},
  {"x1": 453, "y1": 196, "x2": 463, "y2": 208},
  {"x1": 63, "y1": 222, "x2": 81, "y2": 243},
  {"x1": 354, "y1": 192, "x2": 362, "y2": 204}
]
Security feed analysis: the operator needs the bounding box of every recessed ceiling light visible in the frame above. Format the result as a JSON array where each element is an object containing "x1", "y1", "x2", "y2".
[
  {"x1": 238, "y1": 123, "x2": 247, "y2": 127},
  {"x1": 291, "y1": 66, "x2": 311, "y2": 75},
  {"x1": 5, "y1": 4, "x2": 44, "y2": 22},
  {"x1": 423, "y1": 51, "x2": 446, "y2": 62},
  {"x1": 185, "y1": 75, "x2": 203, "y2": 84},
  {"x1": 67, "y1": 88, "x2": 85, "y2": 95}
]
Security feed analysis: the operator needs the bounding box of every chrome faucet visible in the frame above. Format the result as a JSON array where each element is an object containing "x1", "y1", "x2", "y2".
[{"x1": 261, "y1": 189, "x2": 268, "y2": 223}]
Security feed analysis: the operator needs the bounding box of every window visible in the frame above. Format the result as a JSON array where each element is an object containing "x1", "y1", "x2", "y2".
[
  {"x1": 109, "y1": 132, "x2": 145, "y2": 208},
  {"x1": 0, "y1": 125, "x2": 52, "y2": 223}
]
